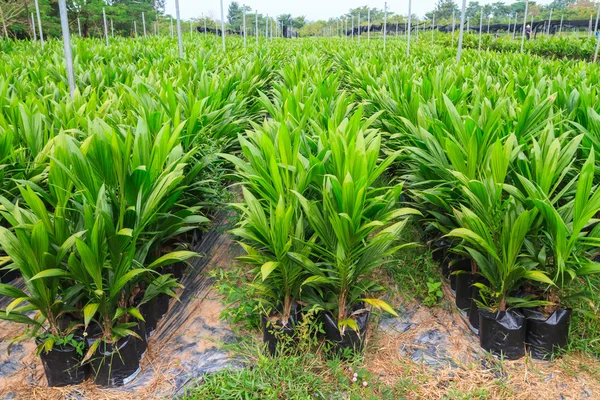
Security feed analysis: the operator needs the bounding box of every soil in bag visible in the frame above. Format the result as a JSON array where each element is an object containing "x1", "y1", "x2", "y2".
[
  {"x1": 262, "y1": 304, "x2": 301, "y2": 356},
  {"x1": 479, "y1": 309, "x2": 526, "y2": 360},
  {"x1": 262, "y1": 315, "x2": 296, "y2": 356},
  {"x1": 322, "y1": 309, "x2": 369, "y2": 356},
  {"x1": 37, "y1": 337, "x2": 89, "y2": 387},
  {"x1": 455, "y1": 271, "x2": 473, "y2": 311},
  {"x1": 450, "y1": 258, "x2": 470, "y2": 293},
  {"x1": 523, "y1": 308, "x2": 572, "y2": 360},
  {"x1": 431, "y1": 239, "x2": 451, "y2": 264},
  {"x1": 191, "y1": 229, "x2": 204, "y2": 247},
  {"x1": 155, "y1": 293, "x2": 170, "y2": 321},
  {"x1": 132, "y1": 320, "x2": 148, "y2": 360},
  {"x1": 441, "y1": 253, "x2": 459, "y2": 280},
  {"x1": 140, "y1": 297, "x2": 157, "y2": 338},
  {"x1": 172, "y1": 261, "x2": 186, "y2": 281},
  {"x1": 88, "y1": 336, "x2": 141, "y2": 387},
  {"x1": 468, "y1": 275, "x2": 489, "y2": 333}
]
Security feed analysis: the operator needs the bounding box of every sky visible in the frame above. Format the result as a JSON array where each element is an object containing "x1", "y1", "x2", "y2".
[{"x1": 164, "y1": 0, "x2": 556, "y2": 21}]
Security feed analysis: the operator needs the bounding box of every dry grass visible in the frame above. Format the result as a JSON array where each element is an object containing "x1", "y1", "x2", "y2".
[{"x1": 360, "y1": 287, "x2": 600, "y2": 399}]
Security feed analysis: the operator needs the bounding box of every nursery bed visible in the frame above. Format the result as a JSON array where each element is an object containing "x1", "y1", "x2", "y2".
[{"x1": 0, "y1": 211, "x2": 243, "y2": 399}]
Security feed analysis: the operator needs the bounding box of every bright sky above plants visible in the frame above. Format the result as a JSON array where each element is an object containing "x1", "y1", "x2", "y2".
[{"x1": 165, "y1": 0, "x2": 556, "y2": 21}]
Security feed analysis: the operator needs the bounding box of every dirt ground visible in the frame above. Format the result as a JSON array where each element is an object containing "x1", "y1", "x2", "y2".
[{"x1": 364, "y1": 284, "x2": 600, "y2": 400}]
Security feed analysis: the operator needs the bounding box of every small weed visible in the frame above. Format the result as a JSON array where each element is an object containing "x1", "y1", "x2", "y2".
[
  {"x1": 442, "y1": 387, "x2": 490, "y2": 399},
  {"x1": 388, "y1": 250, "x2": 441, "y2": 302},
  {"x1": 423, "y1": 278, "x2": 444, "y2": 307},
  {"x1": 212, "y1": 266, "x2": 261, "y2": 331}
]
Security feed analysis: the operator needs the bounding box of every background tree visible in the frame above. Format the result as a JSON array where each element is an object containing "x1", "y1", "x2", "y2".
[
  {"x1": 227, "y1": 1, "x2": 241, "y2": 30},
  {"x1": 466, "y1": 1, "x2": 482, "y2": 19},
  {"x1": 345, "y1": 6, "x2": 386, "y2": 21},
  {"x1": 425, "y1": 0, "x2": 459, "y2": 24}
]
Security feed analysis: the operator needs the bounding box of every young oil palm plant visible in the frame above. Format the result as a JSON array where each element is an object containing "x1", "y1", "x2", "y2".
[
  {"x1": 446, "y1": 138, "x2": 554, "y2": 359},
  {"x1": 224, "y1": 119, "x2": 320, "y2": 354},
  {"x1": 447, "y1": 137, "x2": 554, "y2": 310},
  {"x1": 295, "y1": 109, "x2": 420, "y2": 352},
  {"x1": 515, "y1": 151, "x2": 600, "y2": 297},
  {"x1": 47, "y1": 121, "x2": 199, "y2": 385},
  {"x1": 0, "y1": 180, "x2": 89, "y2": 386},
  {"x1": 0, "y1": 188, "x2": 82, "y2": 340},
  {"x1": 507, "y1": 145, "x2": 600, "y2": 358}
]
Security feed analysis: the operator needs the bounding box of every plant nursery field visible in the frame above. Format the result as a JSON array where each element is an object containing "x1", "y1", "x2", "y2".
[{"x1": 1, "y1": 35, "x2": 600, "y2": 399}]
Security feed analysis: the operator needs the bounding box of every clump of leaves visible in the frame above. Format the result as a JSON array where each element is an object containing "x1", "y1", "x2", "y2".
[
  {"x1": 36, "y1": 333, "x2": 86, "y2": 357},
  {"x1": 212, "y1": 266, "x2": 262, "y2": 331},
  {"x1": 423, "y1": 278, "x2": 443, "y2": 307}
]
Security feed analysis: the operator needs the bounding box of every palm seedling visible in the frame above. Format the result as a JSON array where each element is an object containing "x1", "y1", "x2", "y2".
[
  {"x1": 0, "y1": 137, "x2": 89, "y2": 385},
  {"x1": 507, "y1": 140, "x2": 600, "y2": 358},
  {"x1": 50, "y1": 121, "x2": 198, "y2": 385},
  {"x1": 447, "y1": 138, "x2": 554, "y2": 359},
  {"x1": 224, "y1": 119, "x2": 319, "y2": 354},
  {"x1": 295, "y1": 109, "x2": 420, "y2": 352}
]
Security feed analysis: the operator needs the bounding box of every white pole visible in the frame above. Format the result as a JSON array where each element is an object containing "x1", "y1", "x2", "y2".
[
  {"x1": 479, "y1": 12, "x2": 483, "y2": 50},
  {"x1": 358, "y1": 13, "x2": 361, "y2": 43},
  {"x1": 467, "y1": 17, "x2": 470, "y2": 32},
  {"x1": 368, "y1": 9, "x2": 370, "y2": 43},
  {"x1": 520, "y1": 0, "x2": 529, "y2": 52},
  {"x1": 34, "y1": 0, "x2": 44, "y2": 49},
  {"x1": 591, "y1": 14, "x2": 594, "y2": 37},
  {"x1": 32, "y1": 13, "x2": 37, "y2": 41},
  {"x1": 432, "y1": 13, "x2": 435, "y2": 43},
  {"x1": 142, "y1": 12, "x2": 147, "y2": 37},
  {"x1": 204, "y1": 15, "x2": 207, "y2": 35},
  {"x1": 352, "y1": 15, "x2": 354, "y2": 40},
  {"x1": 594, "y1": 25, "x2": 600, "y2": 62},
  {"x1": 243, "y1": 9, "x2": 247, "y2": 47},
  {"x1": 513, "y1": 13, "x2": 518, "y2": 39},
  {"x1": 255, "y1": 11, "x2": 258, "y2": 44},
  {"x1": 175, "y1": 0, "x2": 183, "y2": 57},
  {"x1": 456, "y1": 0, "x2": 467, "y2": 63},
  {"x1": 103, "y1": 8, "x2": 109, "y2": 45},
  {"x1": 595, "y1": 4, "x2": 600, "y2": 36},
  {"x1": 452, "y1": 11, "x2": 455, "y2": 46},
  {"x1": 77, "y1": 17, "x2": 81, "y2": 36},
  {"x1": 559, "y1": 14, "x2": 563, "y2": 35},
  {"x1": 135, "y1": 20, "x2": 138, "y2": 36},
  {"x1": 220, "y1": 0, "x2": 226, "y2": 50},
  {"x1": 548, "y1": 8, "x2": 553, "y2": 35},
  {"x1": 170, "y1": 17, "x2": 174, "y2": 37},
  {"x1": 407, "y1": 0, "x2": 412, "y2": 55},
  {"x1": 384, "y1": 2, "x2": 387, "y2": 51},
  {"x1": 57, "y1": 0, "x2": 75, "y2": 98}
]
